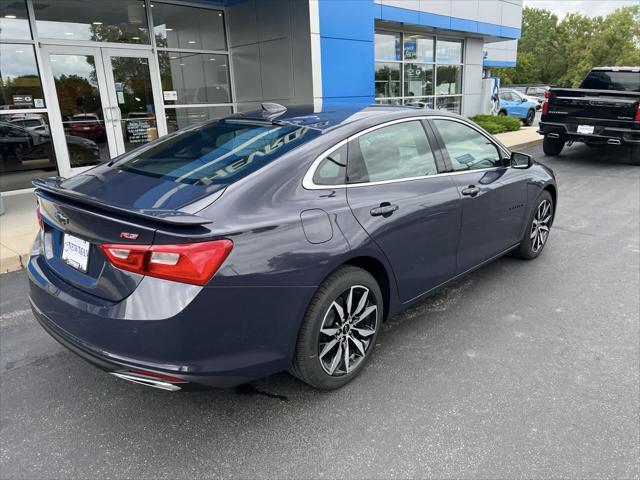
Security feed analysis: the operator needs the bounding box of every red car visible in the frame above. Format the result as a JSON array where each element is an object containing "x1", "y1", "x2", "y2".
[{"x1": 68, "y1": 114, "x2": 106, "y2": 142}]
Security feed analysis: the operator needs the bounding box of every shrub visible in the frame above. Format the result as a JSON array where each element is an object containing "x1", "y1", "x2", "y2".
[{"x1": 469, "y1": 114, "x2": 521, "y2": 134}]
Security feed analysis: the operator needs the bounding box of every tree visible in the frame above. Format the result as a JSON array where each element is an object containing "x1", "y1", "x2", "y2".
[{"x1": 495, "y1": 5, "x2": 640, "y2": 87}]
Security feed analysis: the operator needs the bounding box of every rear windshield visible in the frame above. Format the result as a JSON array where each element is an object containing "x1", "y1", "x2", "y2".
[
  {"x1": 113, "y1": 121, "x2": 320, "y2": 185},
  {"x1": 580, "y1": 70, "x2": 640, "y2": 92}
]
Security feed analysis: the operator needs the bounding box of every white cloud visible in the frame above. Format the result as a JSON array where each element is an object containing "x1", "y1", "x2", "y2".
[{"x1": 523, "y1": 0, "x2": 638, "y2": 18}]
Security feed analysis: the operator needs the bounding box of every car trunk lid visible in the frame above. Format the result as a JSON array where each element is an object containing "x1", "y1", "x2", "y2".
[{"x1": 33, "y1": 173, "x2": 220, "y2": 302}]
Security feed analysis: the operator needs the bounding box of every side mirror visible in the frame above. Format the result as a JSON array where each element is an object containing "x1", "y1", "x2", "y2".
[
  {"x1": 521, "y1": 98, "x2": 527, "y2": 103},
  {"x1": 511, "y1": 151, "x2": 532, "y2": 169}
]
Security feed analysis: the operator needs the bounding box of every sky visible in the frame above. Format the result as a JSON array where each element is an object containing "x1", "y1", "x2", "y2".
[{"x1": 523, "y1": 0, "x2": 638, "y2": 18}]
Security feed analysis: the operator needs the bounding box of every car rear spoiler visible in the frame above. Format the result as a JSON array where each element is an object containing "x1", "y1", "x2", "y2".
[{"x1": 32, "y1": 177, "x2": 213, "y2": 226}]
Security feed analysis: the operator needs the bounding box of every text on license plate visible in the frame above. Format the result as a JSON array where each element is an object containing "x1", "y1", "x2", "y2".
[
  {"x1": 62, "y1": 234, "x2": 90, "y2": 272},
  {"x1": 577, "y1": 125, "x2": 594, "y2": 134}
]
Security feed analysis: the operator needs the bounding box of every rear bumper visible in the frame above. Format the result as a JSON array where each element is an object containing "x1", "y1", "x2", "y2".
[
  {"x1": 28, "y1": 250, "x2": 315, "y2": 389},
  {"x1": 538, "y1": 121, "x2": 640, "y2": 145}
]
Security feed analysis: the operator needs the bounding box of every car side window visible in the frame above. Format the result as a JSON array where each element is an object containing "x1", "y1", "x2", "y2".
[
  {"x1": 349, "y1": 121, "x2": 438, "y2": 183},
  {"x1": 500, "y1": 92, "x2": 512, "y2": 101},
  {"x1": 312, "y1": 144, "x2": 347, "y2": 186},
  {"x1": 433, "y1": 119, "x2": 504, "y2": 172}
]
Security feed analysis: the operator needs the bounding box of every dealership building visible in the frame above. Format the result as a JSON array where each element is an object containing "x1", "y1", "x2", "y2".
[{"x1": 0, "y1": 0, "x2": 521, "y2": 192}]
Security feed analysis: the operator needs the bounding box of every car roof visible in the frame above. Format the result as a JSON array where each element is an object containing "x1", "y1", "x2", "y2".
[{"x1": 223, "y1": 103, "x2": 461, "y2": 133}]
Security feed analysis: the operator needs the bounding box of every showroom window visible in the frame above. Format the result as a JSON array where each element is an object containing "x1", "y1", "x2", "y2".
[
  {"x1": 0, "y1": 0, "x2": 58, "y2": 191},
  {"x1": 151, "y1": 3, "x2": 233, "y2": 133},
  {"x1": 375, "y1": 30, "x2": 464, "y2": 113}
]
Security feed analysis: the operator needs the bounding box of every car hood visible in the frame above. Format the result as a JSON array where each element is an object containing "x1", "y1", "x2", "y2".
[{"x1": 51, "y1": 163, "x2": 225, "y2": 213}]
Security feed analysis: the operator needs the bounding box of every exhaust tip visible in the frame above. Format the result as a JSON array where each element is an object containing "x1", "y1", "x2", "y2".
[
  {"x1": 110, "y1": 371, "x2": 183, "y2": 391},
  {"x1": 607, "y1": 138, "x2": 622, "y2": 145},
  {"x1": 547, "y1": 133, "x2": 560, "y2": 139}
]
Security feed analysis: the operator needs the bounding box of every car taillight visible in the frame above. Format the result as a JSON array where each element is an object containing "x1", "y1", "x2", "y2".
[
  {"x1": 36, "y1": 205, "x2": 44, "y2": 230},
  {"x1": 100, "y1": 239, "x2": 233, "y2": 286},
  {"x1": 542, "y1": 101, "x2": 549, "y2": 114},
  {"x1": 634, "y1": 103, "x2": 640, "y2": 122}
]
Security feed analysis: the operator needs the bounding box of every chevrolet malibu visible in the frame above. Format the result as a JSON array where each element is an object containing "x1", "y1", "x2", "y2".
[{"x1": 29, "y1": 104, "x2": 557, "y2": 391}]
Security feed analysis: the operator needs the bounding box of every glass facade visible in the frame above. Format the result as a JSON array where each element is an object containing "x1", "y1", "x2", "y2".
[
  {"x1": 0, "y1": 0, "x2": 233, "y2": 191},
  {"x1": 34, "y1": 0, "x2": 150, "y2": 44},
  {"x1": 375, "y1": 30, "x2": 464, "y2": 113}
]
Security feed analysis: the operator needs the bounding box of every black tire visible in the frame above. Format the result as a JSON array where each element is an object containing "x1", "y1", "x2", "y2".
[
  {"x1": 498, "y1": 110, "x2": 507, "y2": 116},
  {"x1": 68, "y1": 146, "x2": 90, "y2": 167},
  {"x1": 543, "y1": 135, "x2": 564, "y2": 156},
  {"x1": 291, "y1": 266, "x2": 383, "y2": 390},
  {"x1": 523, "y1": 109, "x2": 535, "y2": 126},
  {"x1": 512, "y1": 191, "x2": 554, "y2": 260}
]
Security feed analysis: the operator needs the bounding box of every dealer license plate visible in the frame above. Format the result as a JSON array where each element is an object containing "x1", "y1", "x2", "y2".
[
  {"x1": 577, "y1": 125, "x2": 594, "y2": 135},
  {"x1": 61, "y1": 234, "x2": 90, "y2": 272}
]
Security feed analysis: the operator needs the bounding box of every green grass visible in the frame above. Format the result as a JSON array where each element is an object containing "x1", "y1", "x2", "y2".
[{"x1": 469, "y1": 115, "x2": 521, "y2": 134}]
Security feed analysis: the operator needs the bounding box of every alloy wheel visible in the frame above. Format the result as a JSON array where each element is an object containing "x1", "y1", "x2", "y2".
[
  {"x1": 530, "y1": 199, "x2": 552, "y2": 253},
  {"x1": 318, "y1": 285, "x2": 378, "y2": 377}
]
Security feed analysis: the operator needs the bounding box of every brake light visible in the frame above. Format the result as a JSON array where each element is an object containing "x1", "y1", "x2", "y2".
[
  {"x1": 634, "y1": 103, "x2": 640, "y2": 122},
  {"x1": 100, "y1": 240, "x2": 233, "y2": 285},
  {"x1": 36, "y1": 205, "x2": 44, "y2": 230},
  {"x1": 542, "y1": 101, "x2": 549, "y2": 114}
]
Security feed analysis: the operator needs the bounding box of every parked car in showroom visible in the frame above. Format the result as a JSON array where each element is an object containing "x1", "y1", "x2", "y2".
[
  {"x1": 539, "y1": 66, "x2": 640, "y2": 164},
  {"x1": 9, "y1": 115, "x2": 51, "y2": 136},
  {"x1": 68, "y1": 113, "x2": 107, "y2": 142},
  {"x1": 29, "y1": 104, "x2": 557, "y2": 391},
  {"x1": 498, "y1": 89, "x2": 539, "y2": 126},
  {"x1": 0, "y1": 122, "x2": 99, "y2": 172}
]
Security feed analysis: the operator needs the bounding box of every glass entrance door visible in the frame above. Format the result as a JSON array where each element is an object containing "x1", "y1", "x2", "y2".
[{"x1": 42, "y1": 46, "x2": 165, "y2": 178}]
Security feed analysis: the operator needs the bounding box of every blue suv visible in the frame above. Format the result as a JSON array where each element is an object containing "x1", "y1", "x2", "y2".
[{"x1": 498, "y1": 89, "x2": 538, "y2": 126}]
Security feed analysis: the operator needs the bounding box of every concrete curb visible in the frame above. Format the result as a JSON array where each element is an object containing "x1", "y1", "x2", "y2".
[{"x1": 507, "y1": 138, "x2": 543, "y2": 151}]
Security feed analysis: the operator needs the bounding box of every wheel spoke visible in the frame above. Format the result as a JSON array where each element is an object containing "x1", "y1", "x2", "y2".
[
  {"x1": 327, "y1": 343, "x2": 342, "y2": 374},
  {"x1": 352, "y1": 305, "x2": 377, "y2": 326},
  {"x1": 539, "y1": 225, "x2": 549, "y2": 233},
  {"x1": 331, "y1": 301, "x2": 345, "y2": 323},
  {"x1": 352, "y1": 327, "x2": 375, "y2": 338},
  {"x1": 320, "y1": 327, "x2": 339, "y2": 337},
  {"x1": 343, "y1": 340, "x2": 350, "y2": 373},
  {"x1": 541, "y1": 214, "x2": 551, "y2": 224},
  {"x1": 530, "y1": 229, "x2": 537, "y2": 239},
  {"x1": 346, "y1": 287, "x2": 355, "y2": 315},
  {"x1": 319, "y1": 339, "x2": 338, "y2": 359},
  {"x1": 353, "y1": 287, "x2": 369, "y2": 316},
  {"x1": 349, "y1": 335, "x2": 366, "y2": 356}
]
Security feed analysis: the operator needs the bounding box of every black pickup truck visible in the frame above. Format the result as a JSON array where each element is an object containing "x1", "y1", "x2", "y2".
[{"x1": 538, "y1": 66, "x2": 640, "y2": 164}]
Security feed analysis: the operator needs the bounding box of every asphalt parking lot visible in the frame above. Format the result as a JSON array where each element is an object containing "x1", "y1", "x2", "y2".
[{"x1": 1, "y1": 142, "x2": 638, "y2": 479}]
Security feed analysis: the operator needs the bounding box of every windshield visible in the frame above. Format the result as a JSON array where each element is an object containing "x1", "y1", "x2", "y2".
[
  {"x1": 580, "y1": 70, "x2": 640, "y2": 92},
  {"x1": 113, "y1": 121, "x2": 320, "y2": 186}
]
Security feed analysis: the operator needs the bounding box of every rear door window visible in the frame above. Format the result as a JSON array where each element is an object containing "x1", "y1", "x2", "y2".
[
  {"x1": 113, "y1": 121, "x2": 320, "y2": 186},
  {"x1": 348, "y1": 121, "x2": 438, "y2": 183},
  {"x1": 432, "y1": 119, "x2": 503, "y2": 171}
]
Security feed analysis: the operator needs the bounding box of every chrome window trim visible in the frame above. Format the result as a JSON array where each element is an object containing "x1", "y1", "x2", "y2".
[{"x1": 302, "y1": 115, "x2": 511, "y2": 190}]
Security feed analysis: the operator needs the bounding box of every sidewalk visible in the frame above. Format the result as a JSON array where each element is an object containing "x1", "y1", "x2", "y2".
[
  {"x1": 0, "y1": 192, "x2": 37, "y2": 273},
  {"x1": 0, "y1": 127, "x2": 542, "y2": 274},
  {"x1": 495, "y1": 125, "x2": 541, "y2": 150}
]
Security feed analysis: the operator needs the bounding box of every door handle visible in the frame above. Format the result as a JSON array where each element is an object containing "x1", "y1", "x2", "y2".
[
  {"x1": 370, "y1": 203, "x2": 399, "y2": 217},
  {"x1": 461, "y1": 185, "x2": 480, "y2": 197}
]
